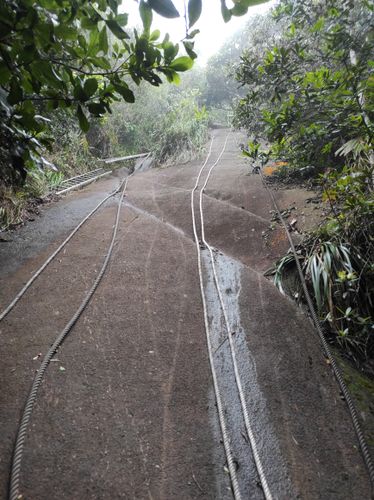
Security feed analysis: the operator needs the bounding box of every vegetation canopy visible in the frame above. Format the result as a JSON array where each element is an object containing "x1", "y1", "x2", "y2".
[
  {"x1": 0, "y1": 0, "x2": 268, "y2": 185},
  {"x1": 233, "y1": 0, "x2": 373, "y2": 365}
]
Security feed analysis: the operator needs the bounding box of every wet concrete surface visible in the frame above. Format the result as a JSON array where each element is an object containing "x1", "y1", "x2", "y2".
[
  {"x1": 0, "y1": 170, "x2": 125, "y2": 278},
  {"x1": 0, "y1": 129, "x2": 371, "y2": 499},
  {"x1": 203, "y1": 251, "x2": 293, "y2": 499}
]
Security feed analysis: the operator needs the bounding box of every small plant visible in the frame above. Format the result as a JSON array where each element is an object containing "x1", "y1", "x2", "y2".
[
  {"x1": 0, "y1": 187, "x2": 26, "y2": 231},
  {"x1": 45, "y1": 171, "x2": 64, "y2": 189},
  {"x1": 0, "y1": 169, "x2": 65, "y2": 231},
  {"x1": 273, "y1": 235, "x2": 373, "y2": 362},
  {"x1": 25, "y1": 172, "x2": 48, "y2": 198},
  {"x1": 242, "y1": 140, "x2": 271, "y2": 172}
]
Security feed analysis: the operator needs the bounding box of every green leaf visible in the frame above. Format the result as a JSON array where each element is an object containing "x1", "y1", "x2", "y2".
[
  {"x1": 288, "y1": 22, "x2": 296, "y2": 37},
  {"x1": 186, "y1": 28, "x2": 199, "y2": 39},
  {"x1": 113, "y1": 83, "x2": 135, "y2": 102},
  {"x1": 148, "y1": 0, "x2": 179, "y2": 18},
  {"x1": 30, "y1": 61, "x2": 65, "y2": 89},
  {"x1": 81, "y1": 17, "x2": 98, "y2": 30},
  {"x1": 116, "y1": 13, "x2": 128, "y2": 26},
  {"x1": 89, "y1": 56, "x2": 112, "y2": 70},
  {"x1": 230, "y1": 4, "x2": 248, "y2": 16},
  {"x1": 88, "y1": 102, "x2": 107, "y2": 116},
  {"x1": 140, "y1": 0, "x2": 153, "y2": 32},
  {"x1": 169, "y1": 56, "x2": 194, "y2": 71},
  {"x1": 106, "y1": 20, "x2": 130, "y2": 39},
  {"x1": 78, "y1": 34, "x2": 87, "y2": 50},
  {"x1": 183, "y1": 41, "x2": 197, "y2": 59},
  {"x1": 54, "y1": 25, "x2": 77, "y2": 40},
  {"x1": 171, "y1": 71, "x2": 181, "y2": 85},
  {"x1": 220, "y1": 1, "x2": 231, "y2": 23},
  {"x1": 163, "y1": 69, "x2": 180, "y2": 84},
  {"x1": 150, "y1": 29, "x2": 160, "y2": 41},
  {"x1": 136, "y1": 36, "x2": 148, "y2": 52},
  {"x1": 7, "y1": 78, "x2": 23, "y2": 105},
  {"x1": 163, "y1": 41, "x2": 179, "y2": 61},
  {"x1": 73, "y1": 82, "x2": 88, "y2": 101},
  {"x1": 84, "y1": 78, "x2": 98, "y2": 98},
  {"x1": 311, "y1": 17, "x2": 325, "y2": 33},
  {"x1": 188, "y1": 0, "x2": 202, "y2": 28},
  {"x1": 0, "y1": 62, "x2": 11, "y2": 85},
  {"x1": 99, "y1": 26, "x2": 109, "y2": 53},
  {"x1": 108, "y1": 0, "x2": 119, "y2": 14},
  {"x1": 77, "y1": 105, "x2": 89, "y2": 132}
]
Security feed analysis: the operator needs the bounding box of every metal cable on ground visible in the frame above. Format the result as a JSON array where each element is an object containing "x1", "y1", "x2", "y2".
[
  {"x1": 191, "y1": 137, "x2": 242, "y2": 500},
  {"x1": 199, "y1": 135, "x2": 273, "y2": 500},
  {"x1": 0, "y1": 177, "x2": 126, "y2": 323},
  {"x1": 8, "y1": 173, "x2": 132, "y2": 500},
  {"x1": 259, "y1": 169, "x2": 374, "y2": 495}
]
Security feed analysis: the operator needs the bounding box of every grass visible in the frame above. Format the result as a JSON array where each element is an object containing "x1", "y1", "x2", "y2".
[
  {"x1": 0, "y1": 170, "x2": 64, "y2": 231},
  {"x1": 0, "y1": 187, "x2": 26, "y2": 231}
]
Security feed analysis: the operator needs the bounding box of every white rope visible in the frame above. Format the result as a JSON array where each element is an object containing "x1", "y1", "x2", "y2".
[
  {"x1": 199, "y1": 134, "x2": 273, "y2": 500},
  {"x1": 9, "y1": 172, "x2": 133, "y2": 500},
  {"x1": 191, "y1": 137, "x2": 242, "y2": 500},
  {"x1": 0, "y1": 177, "x2": 127, "y2": 322}
]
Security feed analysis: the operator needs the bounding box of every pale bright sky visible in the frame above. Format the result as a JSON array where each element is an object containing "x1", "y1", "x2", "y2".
[{"x1": 122, "y1": 1, "x2": 275, "y2": 64}]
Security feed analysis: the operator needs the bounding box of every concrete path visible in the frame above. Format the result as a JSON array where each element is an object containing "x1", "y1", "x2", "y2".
[{"x1": 0, "y1": 130, "x2": 370, "y2": 499}]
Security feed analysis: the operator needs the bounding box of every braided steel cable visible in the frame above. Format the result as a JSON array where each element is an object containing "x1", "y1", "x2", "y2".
[
  {"x1": 0, "y1": 178, "x2": 126, "y2": 323},
  {"x1": 191, "y1": 137, "x2": 242, "y2": 500},
  {"x1": 199, "y1": 136, "x2": 273, "y2": 500},
  {"x1": 259, "y1": 168, "x2": 374, "y2": 496},
  {"x1": 8, "y1": 174, "x2": 131, "y2": 500}
]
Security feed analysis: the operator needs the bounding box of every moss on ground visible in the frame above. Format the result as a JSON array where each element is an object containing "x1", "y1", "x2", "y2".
[{"x1": 333, "y1": 350, "x2": 374, "y2": 455}]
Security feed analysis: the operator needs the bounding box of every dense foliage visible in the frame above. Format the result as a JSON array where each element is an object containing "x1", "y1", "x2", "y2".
[
  {"x1": 0, "y1": 0, "x2": 196, "y2": 185},
  {"x1": 234, "y1": 0, "x2": 373, "y2": 363},
  {"x1": 235, "y1": 0, "x2": 373, "y2": 167},
  {"x1": 102, "y1": 74, "x2": 209, "y2": 165},
  {"x1": 0, "y1": 0, "x2": 268, "y2": 186}
]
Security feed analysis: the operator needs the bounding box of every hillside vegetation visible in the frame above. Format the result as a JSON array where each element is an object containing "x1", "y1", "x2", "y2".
[{"x1": 232, "y1": 0, "x2": 373, "y2": 368}]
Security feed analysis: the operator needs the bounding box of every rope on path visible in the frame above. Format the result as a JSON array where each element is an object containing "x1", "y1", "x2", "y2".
[
  {"x1": 199, "y1": 136, "x2": 273, "y2": 500},
  {"x1": 0, "y1": 176, "x2": 127, "y2": 323},
  {"x1": 8, "y1": 173, "x2": 132, "y2": 500},
  {"x1": 259, "y1": 168, "x2": 374, "y2": 497},
  {"x1": 191, "y1": 136, "x2": 242, "y2": 500}
]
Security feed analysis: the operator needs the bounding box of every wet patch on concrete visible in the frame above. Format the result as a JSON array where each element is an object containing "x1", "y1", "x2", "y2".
[
  {"x1": 207, "y1": 387, "x2": 234, "y2": 500},
  {"x1": 203, "y1": 250, "x2": 293, "y2": 498}
]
